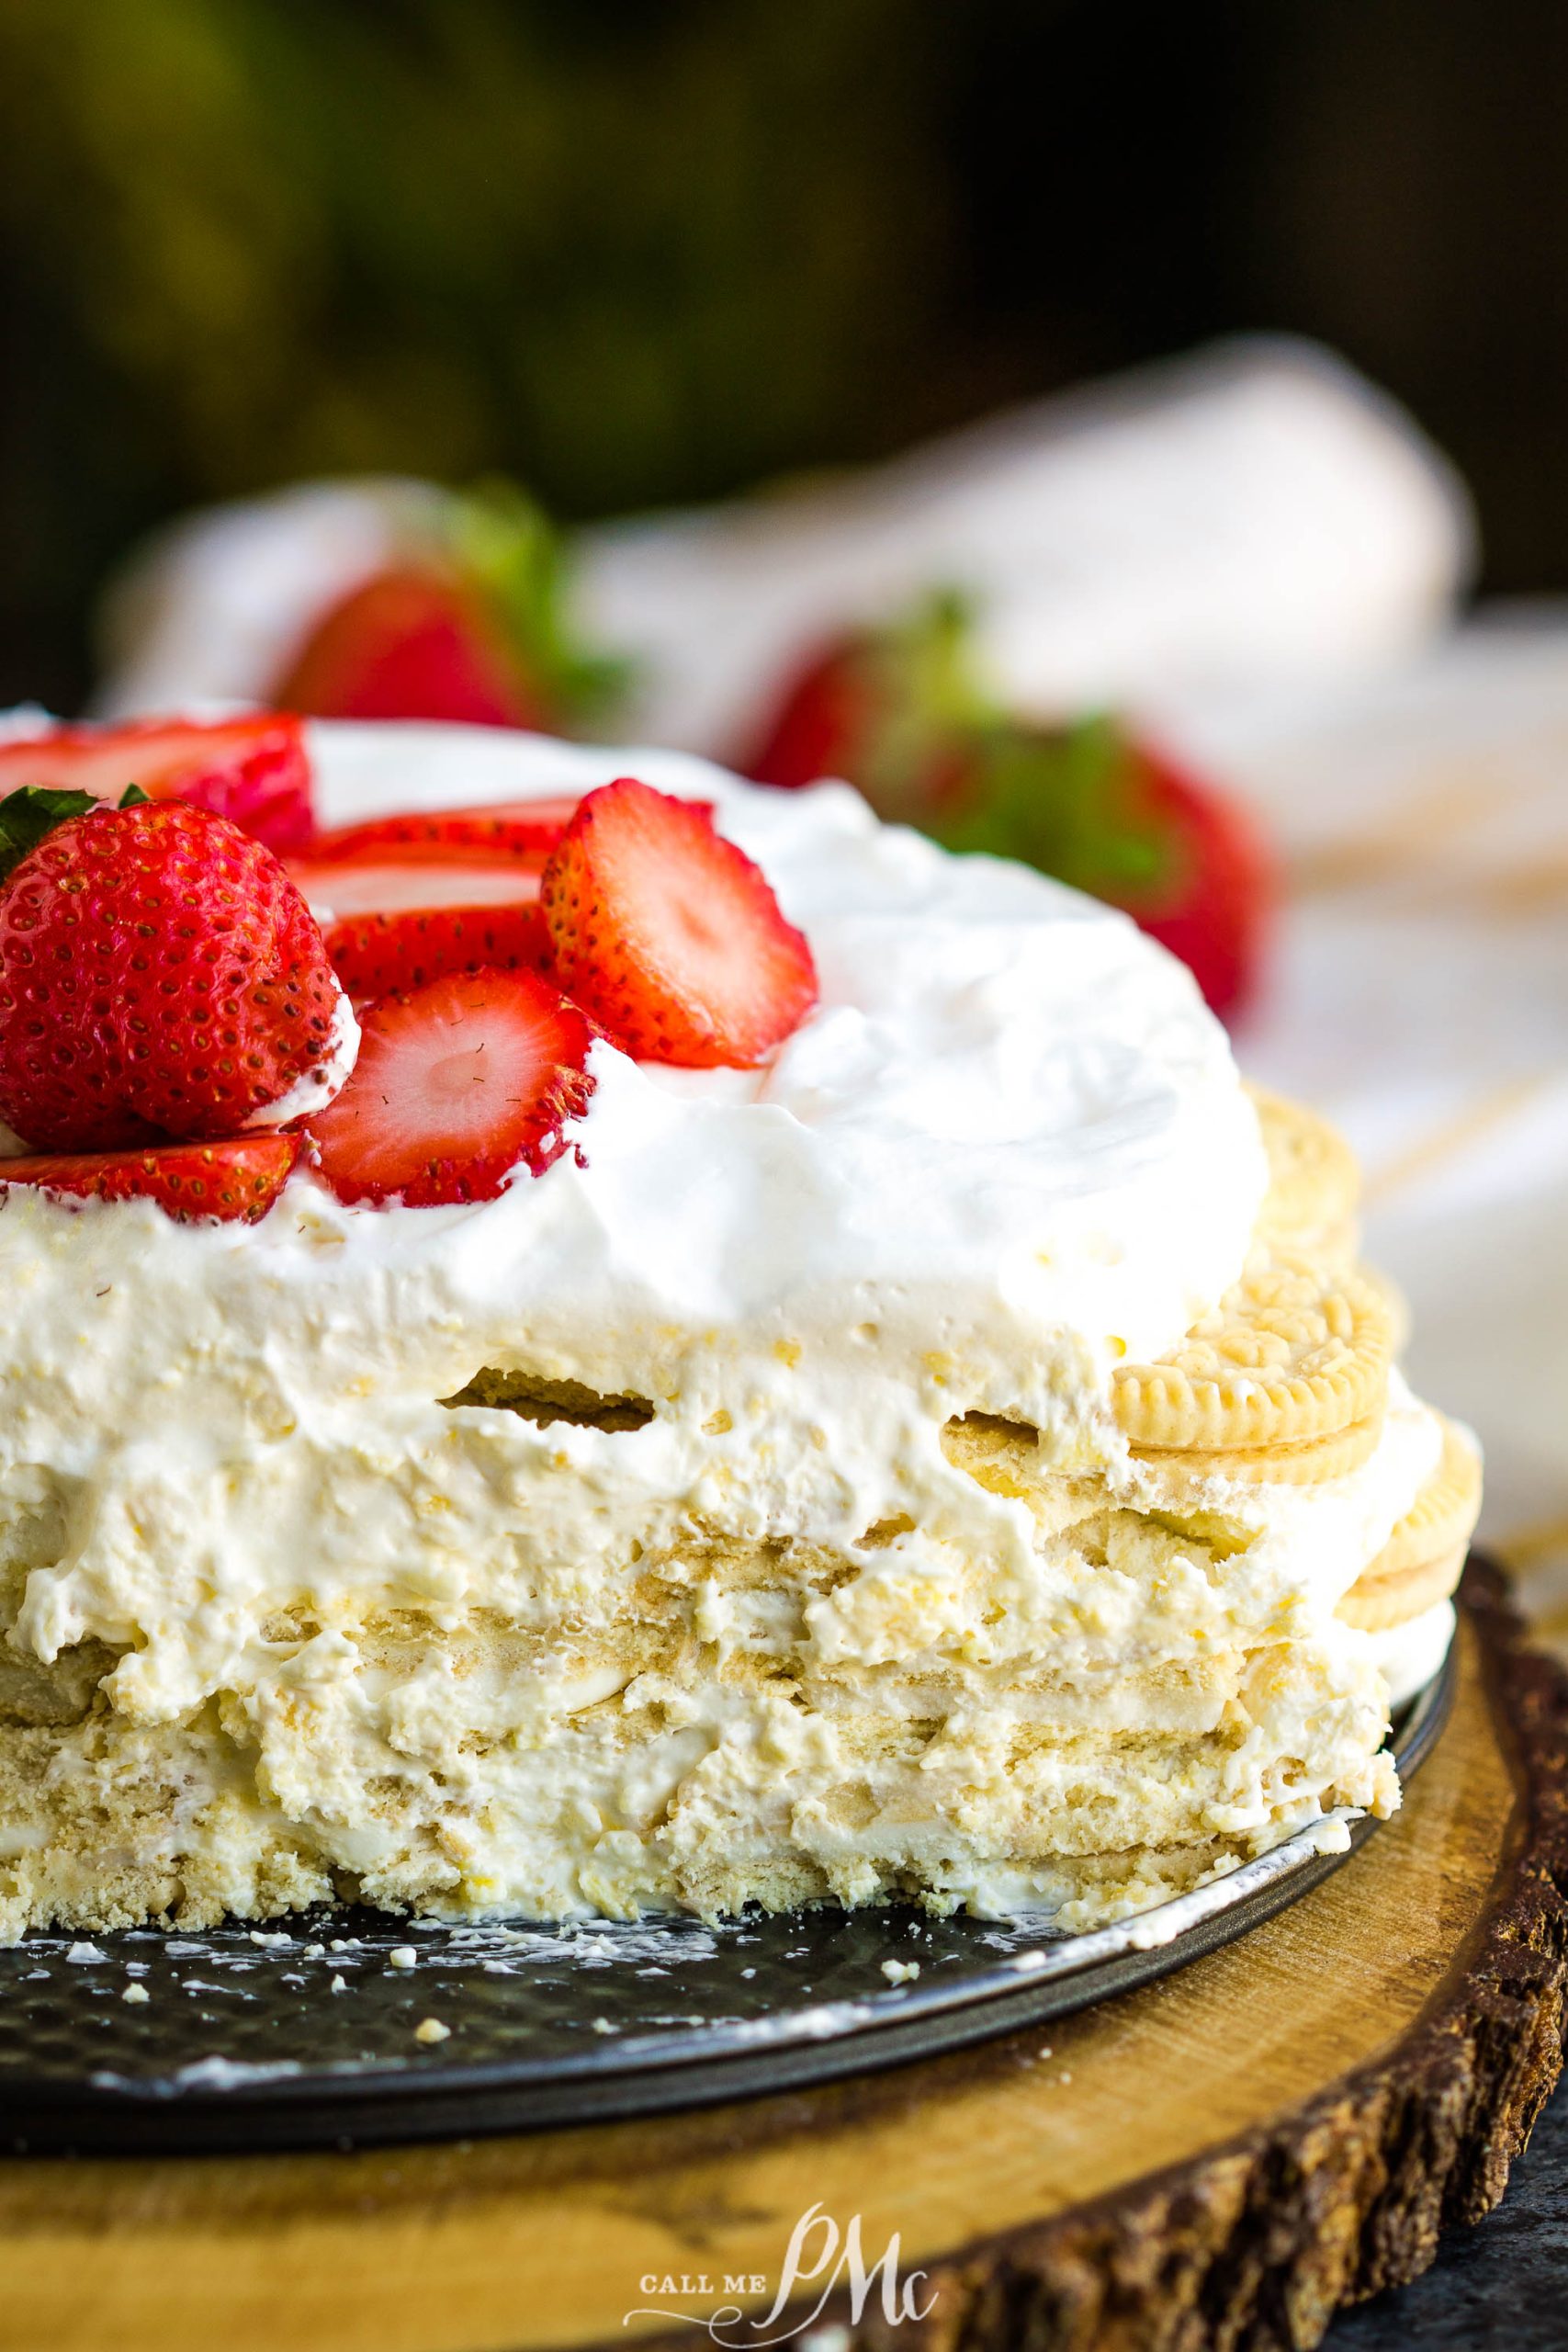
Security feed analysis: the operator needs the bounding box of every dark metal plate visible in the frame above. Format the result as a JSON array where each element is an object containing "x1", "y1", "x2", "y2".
[{"x1": 0, "y1": 1640, "x2": 1454, "y2": 2156}]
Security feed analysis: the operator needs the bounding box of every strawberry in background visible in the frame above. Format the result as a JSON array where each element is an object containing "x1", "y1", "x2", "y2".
[
  {"x1": 742, "y1": 595, "x2": 1273, "y2": 1021},
  {"x1": 271, "y1": 483, "x2": 627, "y2": 731}
]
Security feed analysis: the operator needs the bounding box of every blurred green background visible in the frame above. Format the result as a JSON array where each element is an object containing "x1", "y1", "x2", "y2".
[{"x1": 2, "y1": 0, "x2": 1564, "y2": 707}]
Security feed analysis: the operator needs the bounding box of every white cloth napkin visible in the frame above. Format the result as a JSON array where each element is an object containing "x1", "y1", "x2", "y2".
[
  {"x1": 576, "y1": 337, "x2": 1472, "y2": 758},
  {"x1": 96, "y1": 340, "x2": 1470, "y2": 744}
]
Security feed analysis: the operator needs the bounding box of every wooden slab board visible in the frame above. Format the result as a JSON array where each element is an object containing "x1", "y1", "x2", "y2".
[{"x1": 1, "y1": 1559, "x2": 1564, "y2": 2352}]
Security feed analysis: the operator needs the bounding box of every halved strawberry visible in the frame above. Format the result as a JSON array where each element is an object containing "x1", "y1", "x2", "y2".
[
  {"x1": 288, "y1": 856, "x2": 543, "y2": 922},
  {"x1": 306, "y1": 797, "x2": 582, "y2": 867},
  {"x1": 539, "y1": 778, "x2": 818, "y2": 1067},
  {"x1": 305, "y1": 967, "x2": 594, "y2": 1206},
  {"x1": 0, "y1": 1135, "x2": 299, "y2": 1223},
  {"x1": 0, "y1": 715, "x2": 315, "y2": 855},
  {"x1": 323, "y1": 903, "x2": 551, "y2": 1001}
]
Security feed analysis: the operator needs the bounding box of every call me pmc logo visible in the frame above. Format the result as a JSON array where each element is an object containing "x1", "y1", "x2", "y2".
[{"x1": 626, "y1": 2202, "x2": 936, "y2": 2346}]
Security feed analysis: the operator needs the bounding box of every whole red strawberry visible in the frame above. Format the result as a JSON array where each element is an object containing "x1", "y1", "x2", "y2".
[
  {"x1": 276, "y1": 568, "x2": 542, "y2": 729},
  {"x1": 540, "y1": 778, "x2": 818, "y2": 1067},
  {"x1": 271, "y1": 486, "x2": 626, "y2": 733},
  {"x1": 1104, "y1": 741, "x2": 1272, "y2": 1021},
  {"x1": 742, "y1": 598, "x2": 1272, "y2": 1021},
  {"x1": 0, "y1": 794, "x2": 352, "y2": 1152},
  {"x1": 743, "y1": 594, "x2": 984, "y2": 818}
]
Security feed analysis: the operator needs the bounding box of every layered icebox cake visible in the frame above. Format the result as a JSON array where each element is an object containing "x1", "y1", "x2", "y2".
[{"x1": 0, "y1": 717, "x2": 1480, "y2": 1939}]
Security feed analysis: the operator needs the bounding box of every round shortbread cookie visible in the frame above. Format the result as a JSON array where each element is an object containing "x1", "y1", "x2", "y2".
[
  {"x1": 1248, "y1": 1084, "x2": 1361, "y2": 1262},
  {"x1": 1112, "y1": 1253, "x2": 1393, "y2": 1453},
  {"x1": 1337, "y1": 1543, "x2": 1466, "y2": 1632},
  {"x1": 1359, "y1": 1261, "x2": 1412, "y2": 1355},
  {"x1": 1130, "y1": 1409, "x2": 1382, "y2": 1489},
  {"x1": 1364, "y1": 1418, "x2": 1482, "y2": 1583}
]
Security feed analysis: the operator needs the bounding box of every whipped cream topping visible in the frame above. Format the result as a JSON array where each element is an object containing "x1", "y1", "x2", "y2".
[
  {"x1": 301, "y1": 721, "x2": 1269, "y2": 1374},
  {"x1": 0, "y1": 718, "x2": 1413, "y2": 1750}
]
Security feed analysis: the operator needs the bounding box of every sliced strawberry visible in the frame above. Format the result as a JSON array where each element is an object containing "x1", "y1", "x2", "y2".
[
  {"x1": 291, "y1": 848, "x2": 548, "y2": 1000},
  {"x1": 306, "y1": 797, "x2": 582, "y2": 868},
  {"x1": 323, "y1": 902, "x2": 551, "y2": 1000},
  {"x1": 539, "y1": 777, "x2": 818, "y2": 1067},
  {"x1": 0, "y1": 1135, "x2": 299, "y2": 1223},
  {"x1": 305, "y1": 967, "x2": 594, "y2": 1206},
  {"x1": 0, "y1": 715, "x2": 314, "y2": 855},
  {"x1": 288, "y1": 856, "x2": 543, "y2": 922},
  {"x1": 274, "y1": 567, "x2": 546, "y2": 729}
]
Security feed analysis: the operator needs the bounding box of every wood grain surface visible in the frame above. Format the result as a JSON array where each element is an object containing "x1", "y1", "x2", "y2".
[{"x1": 1, "y1": 1561, "x2": 1562, "y2": 2352}]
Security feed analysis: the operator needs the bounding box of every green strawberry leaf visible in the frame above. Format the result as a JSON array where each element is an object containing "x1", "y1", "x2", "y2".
[
  {"x1": 0, "y1": 783, "x2": 148, "y2": 885},
  {"x1": 858, "y1": 590, "x2": 998, "y2": 820},
  {"x1": 450, "y1": 481, "x2": 634, "y2": 728},
  {"x1": 927, "y1": 714, "x2": 1179, "y2": 902},
  {"x1": 796, "y1": 588, "x2": 1183, "y2": 914}
]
